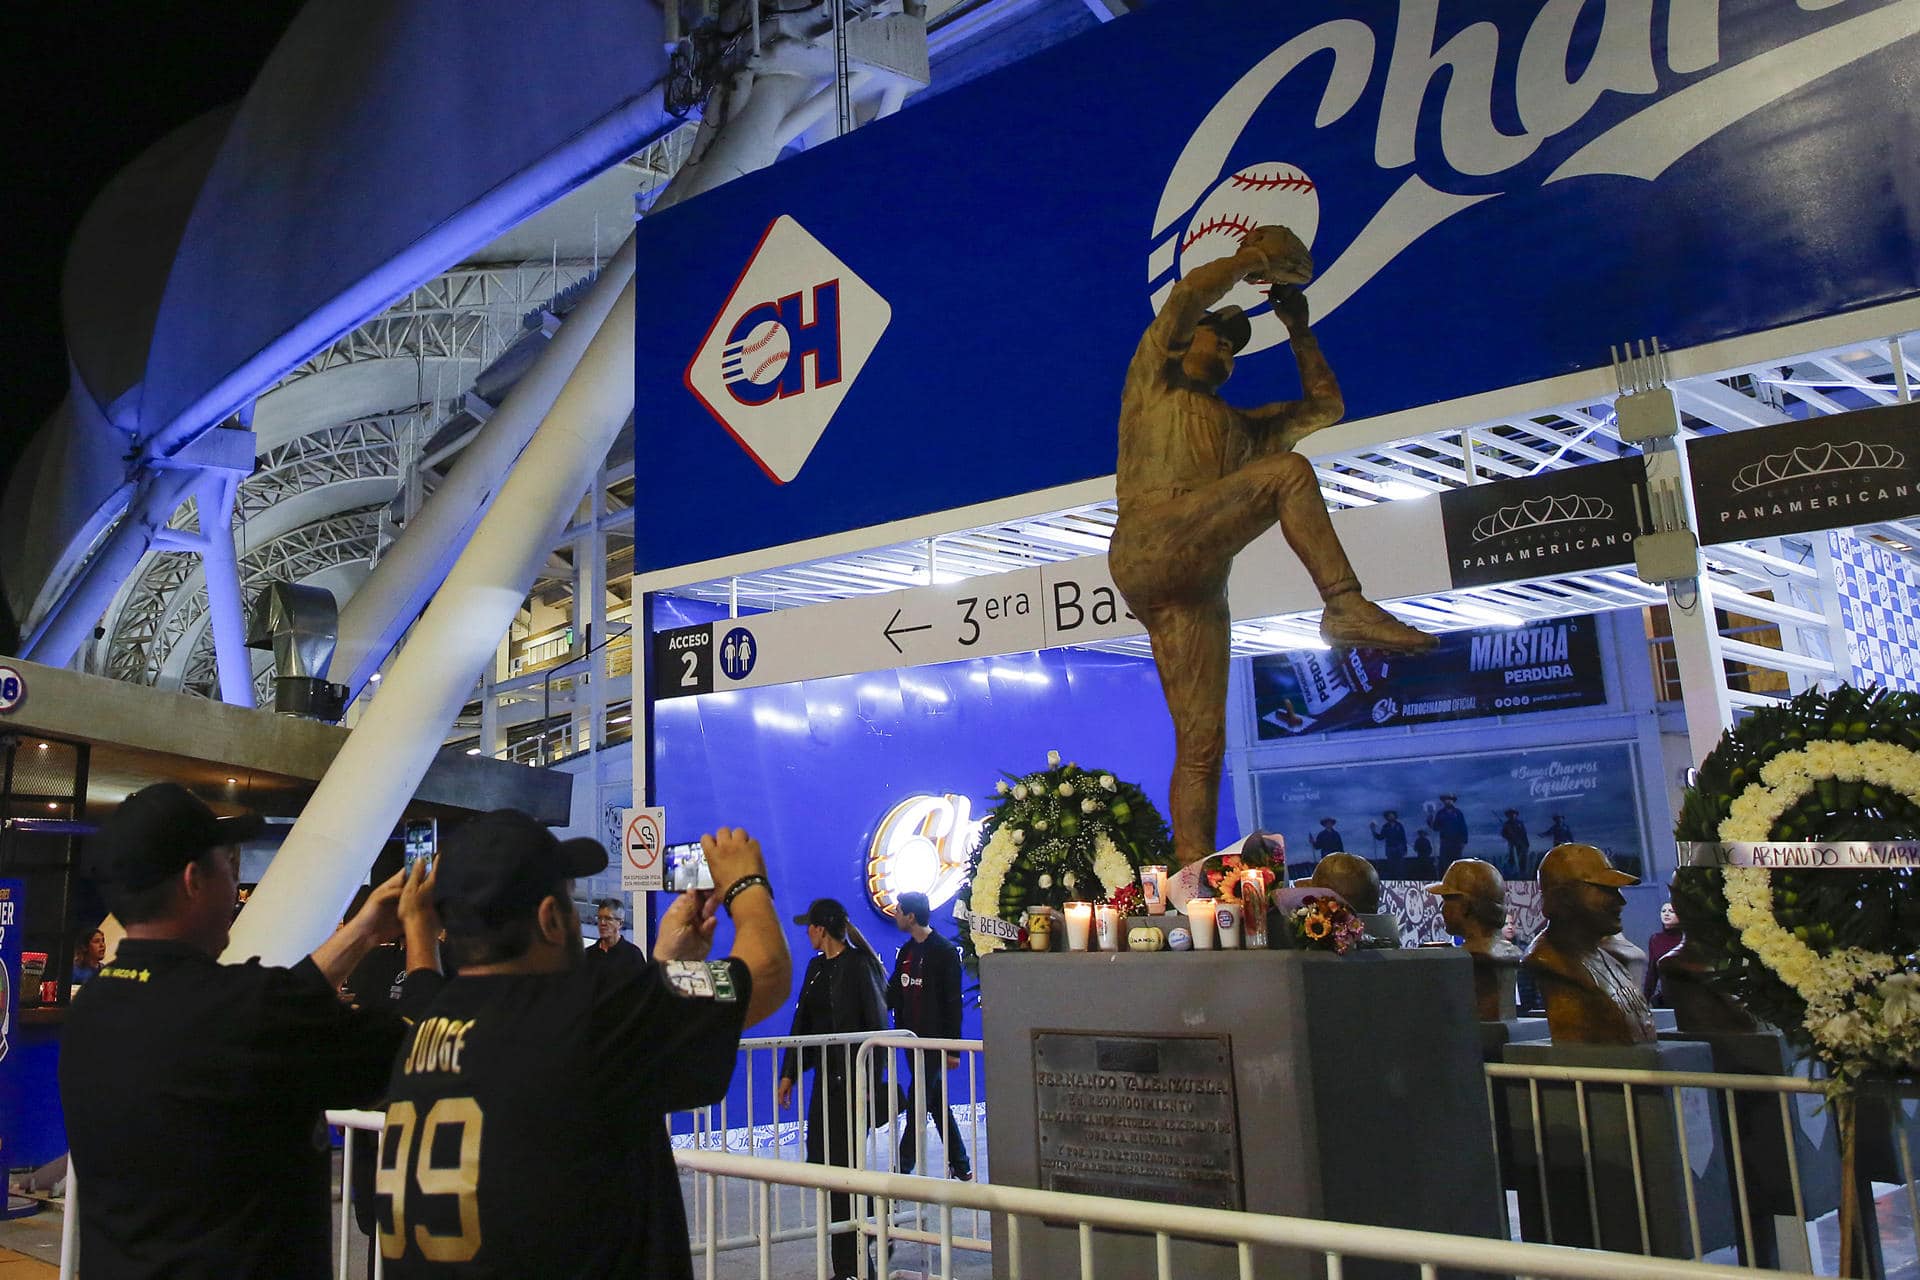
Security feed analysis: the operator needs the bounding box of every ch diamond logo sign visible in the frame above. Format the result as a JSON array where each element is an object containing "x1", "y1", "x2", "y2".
[{"x1": 685, "y1": 215, "x2": 891, "y2": 484}]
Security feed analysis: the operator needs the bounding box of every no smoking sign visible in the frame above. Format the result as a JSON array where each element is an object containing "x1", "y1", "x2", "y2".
[{"x1": 621, "y1": 807, "x2": 666, "y2": 892}]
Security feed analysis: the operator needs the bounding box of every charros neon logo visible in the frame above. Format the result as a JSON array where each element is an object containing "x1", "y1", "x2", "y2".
[
  {"x1": 864, "y1": 793, "x2": 981, "y2": 918},
  {"x1": 1149, "y1": 0, "x2": 1920, "y2": 357},
  {"x1": 687, "y1": 214, "x2": 892, "y2": 484}
]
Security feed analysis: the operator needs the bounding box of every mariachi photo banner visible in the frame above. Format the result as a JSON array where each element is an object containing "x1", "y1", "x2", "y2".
[
  {"x1": 1251, "y1": 741, "x2": 1648, "y2": 874},
  {"x1": 1688, "y1": 400, "x2": 1920, "y2": 545},
  {"x1": 1438, "y1": 457, "x2": 1649, "y2": 588},
  {"x1": 1251, "y1": 614, "x2": 1606, "y2": 740},
  {"x1": 631, "y1": 0, "x2": 1920, "y2": 576}
]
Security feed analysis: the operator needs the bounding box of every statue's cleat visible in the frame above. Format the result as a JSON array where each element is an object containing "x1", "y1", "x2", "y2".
[{"x1": 1319, "y1": 595, "x2": 1438, "y2": 654}]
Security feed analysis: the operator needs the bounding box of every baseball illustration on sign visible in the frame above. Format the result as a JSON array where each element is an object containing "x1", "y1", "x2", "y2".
[
  {"x1": 1178, "y1": 163, "x2": 1319, "y2": 323},
  {"x1": 685, "y1": 214, "x2": 892, "y2": 484}
]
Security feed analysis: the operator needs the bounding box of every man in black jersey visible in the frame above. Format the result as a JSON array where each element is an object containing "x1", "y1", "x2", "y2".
[
  {"x1": 378, "y1": 811, "x2": 788, "y2": 1278},
  {"x1": 62, "y1": 782, "x2": 441, "y2": 1280},
  {"x1": 886, "y1": 891, "x2": 971, "y2": 1180}
]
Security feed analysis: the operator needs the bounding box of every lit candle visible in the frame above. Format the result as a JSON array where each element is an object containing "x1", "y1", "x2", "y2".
[
  {"x1": 1063, "y1": 901, "x2": 1093, "y2": 951},
  {"x1": 1095, "y1": 904, "x2": 1122, "y2": 951}
]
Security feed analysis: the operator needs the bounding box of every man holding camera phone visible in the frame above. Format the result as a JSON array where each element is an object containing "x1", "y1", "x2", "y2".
[{"x1": 377, "y1": 815, "x2": 789, "y2": 1278}]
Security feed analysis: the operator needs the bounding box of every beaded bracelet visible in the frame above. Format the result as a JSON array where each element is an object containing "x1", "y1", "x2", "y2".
[{"x1": 721, "y1": 874, "x2": 772, "y2": 913}]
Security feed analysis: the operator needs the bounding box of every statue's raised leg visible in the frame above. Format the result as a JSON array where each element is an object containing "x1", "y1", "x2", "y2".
[{"x1": 1136, "y1": 594, "x2": 1231, "y2": 869}]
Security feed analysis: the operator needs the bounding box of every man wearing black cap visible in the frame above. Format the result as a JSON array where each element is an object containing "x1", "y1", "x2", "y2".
[
  {"x1": 776, "y1": 898, "x2": 888, "y2": 1279},
  {"x1": 377, "y1": 814, "x2": 787, "y2": 1278},
  {"x1": 1109, "y1": 223, "x2": 1434, "y2": 868},
  {"x1": 61, "y1": 782, "x2": 442, "y2": 1279},
  {"x1": 886, "y1": 891, "x2": 971, "y2": 1181}
]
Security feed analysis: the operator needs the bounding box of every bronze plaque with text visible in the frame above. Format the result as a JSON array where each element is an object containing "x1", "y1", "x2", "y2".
[{"x1": 1032, "y1": 1030, "x2": 1242, "y2": 1210}]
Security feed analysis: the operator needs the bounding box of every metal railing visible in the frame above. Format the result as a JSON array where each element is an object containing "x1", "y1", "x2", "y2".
[
  {"x1": 674, "y1": 1146, "x2": 1802, "y2": 1280},
  {"x1": 671, "y1": 1029, "x2": 902, "y2": 1271},
  {"x1": 1484, "y1": 1060, "x2": 1919, "y2": 1275},
  {"x1": 64, "y1": 1041, "x2": 1914, "y2": 1280},
  {"x1": 853, "y1": 1033, "x2": 990, "y2": 1269},
  {"x1": 326, "y1": 1108, "x2": 386, "y2": 1280}
]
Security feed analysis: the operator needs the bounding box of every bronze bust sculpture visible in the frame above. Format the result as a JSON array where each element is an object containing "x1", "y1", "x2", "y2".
[
  {"x1": 1523, "y1": 844, "x2": 1655, "y2": 1045},
  {"x1": 1109, "y1": 224, "x2": 1434, "y2": 867},
  {"x1": 1660, "y1": 876, "x2": 1763, "y2": 1034},
  {"x1": 1427, "y1": 858, "x2": 1520, "y2": 1020},
  {"x1": 1308, "y1": 852, "x2": 1401, "y2": 946}
]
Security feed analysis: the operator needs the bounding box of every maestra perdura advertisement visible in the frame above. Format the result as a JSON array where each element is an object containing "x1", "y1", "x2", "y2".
[
  {"x1": 1252, "y1": 615, "x2": 1606, "y2": 740},
  {"x1": 1688, "y1": 401, "x2": 1920, "y2": 546},
  {"x1": 631, "y1": 0, "x2": 1920, "y2": 577},
  {"x1": 1438, "y1": 457, "x2": 1649, "y2": 589}
]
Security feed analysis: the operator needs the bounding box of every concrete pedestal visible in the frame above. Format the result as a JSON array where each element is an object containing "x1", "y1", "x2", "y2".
[
  {"x1": 1500, "y1": 1039, "x2": 1735, "y2": 1258},
  {"x1": 981, "y1": 949, "x2": 1502, "y2": 1280}
]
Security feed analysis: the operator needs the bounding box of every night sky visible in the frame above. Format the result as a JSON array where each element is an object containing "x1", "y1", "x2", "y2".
[{"x1": 2, "y1": 2, "x2": 303, "y2": 490}]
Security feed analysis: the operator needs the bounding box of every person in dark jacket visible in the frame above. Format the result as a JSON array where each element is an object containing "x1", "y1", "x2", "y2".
[
  {"x1": 61, "y1": 783, "x2": 441, "y2": 1280},
  {"x1": 886, "y1": 891, "x2": 972, "y2": 1180},
  {"x1": 1499, "y1": 809, "x2": 1530, "y2": 875},
  {"x1": 777, "y1": 899, "x2": 888, "y2": 1280},
  {"x1": 1644, "y1": 900, "x2": 1683, "y2": 1007},
  {"x1": 1429, "y1": 795, "x2": 1469, "y2": 861}
]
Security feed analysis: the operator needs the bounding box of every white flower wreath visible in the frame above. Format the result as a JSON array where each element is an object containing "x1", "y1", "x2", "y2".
[
  {"x1": 969, "y1": 832, "x2": 1135, "y2": 956},
  {"x1": 1718, "y1": 740, "x2": 1920, "y2": 1069}
]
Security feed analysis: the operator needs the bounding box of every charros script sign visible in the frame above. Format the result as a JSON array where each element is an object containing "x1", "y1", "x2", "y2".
[{"x1": 633, "y1": 0, "x2": 1920, "y2": 575}]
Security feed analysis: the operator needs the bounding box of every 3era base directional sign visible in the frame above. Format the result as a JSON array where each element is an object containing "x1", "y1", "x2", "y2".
[
  {"x1": 621, "y1": 807, "x2": 666, "y2": 893},
  {"x1": 649, "y1": 495, "x2": 1447, "y2": 700}
]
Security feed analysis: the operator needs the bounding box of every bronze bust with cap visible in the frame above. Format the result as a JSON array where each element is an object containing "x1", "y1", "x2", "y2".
[
  {"x1": 1523, "y1": 843, "x2": 1655, "y2": 1044},
  {"x1": 1427, "y1": 858, "x2": 1520, "y2": 1020},
  {"x1": 1307, "y1": 852, "x2": 1401, "y2": 946}
]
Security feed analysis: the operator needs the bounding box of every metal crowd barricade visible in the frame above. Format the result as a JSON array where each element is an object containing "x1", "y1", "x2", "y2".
[
  {"x1": 1482, "y1": 1061, "x2": 1919, "y2": 1276},
  {"x1": 852, "y1": 1033, "x2": 990, "y2": 1272},
  {"x1": 673, "y1": 1147, "x2": 1804, "y2": 1280},
  {"x1": 673, "y1": 1029, "x2": 901, "y2": 1273},
  {"x1": 326, "y1": 1107, "x2": 387, "y2": 1280}
]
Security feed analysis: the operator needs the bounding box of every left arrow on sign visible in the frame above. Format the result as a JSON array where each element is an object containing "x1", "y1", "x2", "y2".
[{"x1": 882, "y1": 608, "x2": 934, "y2": 654}]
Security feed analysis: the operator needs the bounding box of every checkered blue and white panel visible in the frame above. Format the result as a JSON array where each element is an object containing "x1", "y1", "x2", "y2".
[{"x1": 1830, "y1": 531, "x2": 1920, "y2": 691}]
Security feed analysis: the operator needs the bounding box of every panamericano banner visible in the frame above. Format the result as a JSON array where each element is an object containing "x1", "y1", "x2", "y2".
[{"x1": 633, "y1": 0, "x2": 1920, "y2": 576}]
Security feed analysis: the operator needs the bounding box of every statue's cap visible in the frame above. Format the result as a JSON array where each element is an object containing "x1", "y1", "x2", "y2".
[
  {"x1": 1199, "y1": 306, "x2": 1252, "y2": 353},
  {"x1": 1426, "y1": 858, "x2": 1505, "y2": 902},
  {"x1": 1538, "y1": 843, "x2": 1637, "y2": 890}
]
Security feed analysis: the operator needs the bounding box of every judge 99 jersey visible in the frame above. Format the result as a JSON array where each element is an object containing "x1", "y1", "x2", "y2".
[{"x1": 377, "y1": 957, "x2": 751, "y2": 1278}]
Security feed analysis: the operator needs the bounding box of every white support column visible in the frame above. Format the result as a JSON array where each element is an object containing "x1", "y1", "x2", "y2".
[
  {"x1": 479, "y1": 638, "x2": 504, "y2": 758},
  {"x1": 330, "y1": 235, "x2": 639, "y2": 697},
  {"x1": 22, "y1": 469, "x2": 196, "y2": 668},
  {"x1": 196, "y1": 472, "x2": 256, "y2": 709},
  {"x1": 224, "y1": 275, "x2": 639, "y2": 966}
]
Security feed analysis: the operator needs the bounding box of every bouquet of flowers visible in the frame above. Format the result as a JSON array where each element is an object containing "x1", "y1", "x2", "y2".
[
  {"x1": 1201, "y1": 831, "x2": 1283, "y2": 898},
  {"x1": 1283, "y1": 893, "x2": 1367, "y2": 955},
  {"x1": 1106, "y1": 881, "x2": 1145, "y2": 917},
  {"x1": 956, "y1": 751, "x2": 1171, "y2": 969}
]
